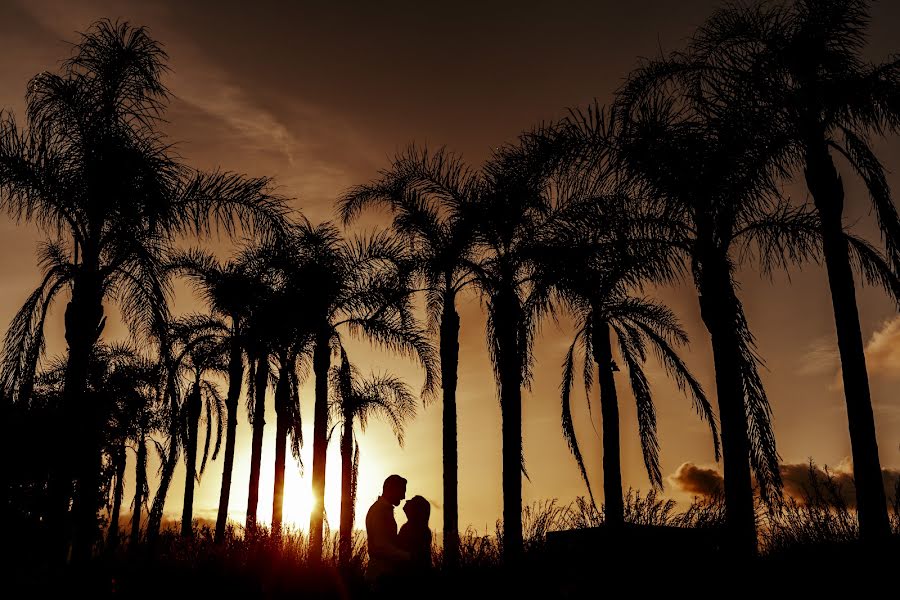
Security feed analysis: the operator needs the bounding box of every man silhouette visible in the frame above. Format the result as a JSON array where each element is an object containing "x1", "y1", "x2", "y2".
[{"x1": 365, "y1": 474, "x2": 410, "y2": 589}]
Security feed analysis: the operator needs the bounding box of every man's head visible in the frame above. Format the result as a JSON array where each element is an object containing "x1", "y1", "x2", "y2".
[{"x1": 382, "y1": 474, "x2": 407, "y2": 506}]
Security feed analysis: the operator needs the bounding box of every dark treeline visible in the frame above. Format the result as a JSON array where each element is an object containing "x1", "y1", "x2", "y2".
[{"x1": 2, "y1": 0, "x2": 899, "y2": 578}]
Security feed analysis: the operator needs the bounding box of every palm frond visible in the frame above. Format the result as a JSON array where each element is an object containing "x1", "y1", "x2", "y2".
[
  {"x1": 560, "y1": 337, "x2": 596, "y2": 507},
  {"x1": 734, "y1": 310, "x2": 782, "y2": 505},
  {"x1": 833, "y1": 128, "x2": 900, "y2": 273},
  {"x1": 845, "y1": 233, "x2": 900, "y2": 305},
  {"x1": 733, "y1": 199, "x2": 822, "y2": 276},
  {"x1": 1, "y1": 254, "x2": 72, "y2": 402},
  {"x1": 616, "y1": 328, "x2": 662, "y2": 489},
  {"x1": 172, "y1": 169, "x2": 290, "y2": 241},
  {"x1": 631, "y1": 320, "x2": 720, "y2": 460}
]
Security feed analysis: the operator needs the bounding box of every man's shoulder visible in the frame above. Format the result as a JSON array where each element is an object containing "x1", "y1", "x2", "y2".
[{"x1": 366, "y1": 497, "x2": 389, "y2": 520}]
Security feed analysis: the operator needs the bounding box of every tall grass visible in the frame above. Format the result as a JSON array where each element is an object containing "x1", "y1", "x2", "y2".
[
  {"x1": 14, "y1": 470, "x2": 898, "y2": 596},
  {"x1": 760, "y1": 462, "x2": 900, "y2": 555}
]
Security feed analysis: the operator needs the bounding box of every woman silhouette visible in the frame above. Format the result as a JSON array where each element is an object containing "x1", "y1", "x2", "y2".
[{"x1": 398, "y1": 495, "x2": 432, "y2": 572}]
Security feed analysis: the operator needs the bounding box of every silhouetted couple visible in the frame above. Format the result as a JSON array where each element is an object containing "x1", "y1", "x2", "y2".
[{"x1": 365, "y1": 474, "x2": 432, "y2": 593}]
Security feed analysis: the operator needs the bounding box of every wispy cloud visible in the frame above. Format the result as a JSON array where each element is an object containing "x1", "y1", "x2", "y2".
[
  {"x1": 797, "y1": 317, "x2": 900, "y2": 393},
  {"x1": 797, "y1": 335, "x2": 840, "y2": 377},
  {"x1": 12, "y1": 0, "x2": 380, "y2": 219}
]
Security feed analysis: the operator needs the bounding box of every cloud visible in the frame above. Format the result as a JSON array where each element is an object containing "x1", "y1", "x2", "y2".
[
  {"x1": 797, "y1": 317, "x2": 900, "y2": 393},
  {"x1": 778, "y1": 459, "x2": 900, "y2": 508},
  {"x1": 668, "y1": 460, "x2": 900, "y2": 507},
  {"x1": 863, "y1": 316, "x2": 900, "y2": 378},
  {"x1": 10, "y1": 0, "x2": 379, "y2": 219},
  {"x1": 797, "y1": 336, "x2": 840, "y2": 377},
  {"x1": 667, "y1": 463, "x2": 723, "y2": 497}
]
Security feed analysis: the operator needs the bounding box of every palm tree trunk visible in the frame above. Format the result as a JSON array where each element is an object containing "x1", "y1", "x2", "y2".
[
  {"x1": 246, "y1": 356, "x2": 269, "y2": 532},
  {"x1": 805, "y1": 142, "x2": 890, "y2": 542},
  {"x1": 338, "y1": 416, "x2": 354, "y2": 565},
  {"x1": 439, "y1": 292, "x2": 460, "y2": 566},
  {"x1": 147, "y1": 448, "x2": 176, "y2": 543},
  {"x1": 131, "y1": 431, "x2": 147, "y2": 547},
  {"x1": 271, "y1": 362, "x2": 291, "y2": 533},
  {"x1": 181, "y1": 381, "x2": 202, "y2": 537},
  {"x1": 494, "y1": 290, "x2": 523, "y2": 561},
  {"x1": 148, "y1": 382, "x2": 180, "y2": 544},
  {"x1": 697, "y1": 256, "x2": 756, "y2": 556},
  {"x1": 63, "y1": 269, "x2": 105, "y2": 564},
  {"x1": 216, "y1": 330, "x2": 244, "y2": 543},
  {"x1": 108, "y1": 440, "x2": 127, "y2": 550},
  {"x1": 309, "y1": 327, "x2": 331, "y2": 562},
  {"x1": 592, "y1": 316, "x2": 624, "y2": 528}
]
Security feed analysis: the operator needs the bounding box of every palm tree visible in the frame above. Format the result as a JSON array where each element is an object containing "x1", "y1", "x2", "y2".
[
  {"x1": 103, "y1": 345, "x2": 159, "y2": 549},
  {"x1": 146, "y1": 316, "x2": 229, "y2": 541},
  {"x1": 535, "y1": 213, "x2": 719, "y2": 527},
  {"x1": 465, "y1": 135, "x2": 562, "y2": 561},
  {"x1": 129, "y1": 366, "x2": 163, "y2": 548},
  {"x1": 270, "y1": 347, "x2": 306, "y2": 533},
  {"x1": 242, "y1": 326, "x2": 272, "y2": 533},
  {"x1": 329, "y1": 348, "x2": 416, "y2": 565},
  {"x1": 108, "y1": 436, "x2": 127, "y2": 551},
  {"x1": 683, "y1": 0, "x2": 900, "y2": 543},
  {"x1": 290, "y1": 222, "x2": 435, "y2": 561},
  {"x1": 232, "y1": 240, "x2": 300, "y2": 534},
  {"x1": 168, "y1": 249, "x2": 262, "y2": 542},
  {"x1": 168, "y1": 317, "x2": 227, "y2": 537},
  {"x1": 608, "y1": 78, "x2": 808, "y2": 553},
  {"x1": 25, "y1": 344, "x2": 159, "y2": 551},
  {"x1": 259, "y1": 242, "x2": 313, "y2": 533},
  {"x1": 0, "y1": 20, "x2": 287, "y2": 562},
  {"x1": 339, "y1": 145, "x2": 479, "y2": 564}
]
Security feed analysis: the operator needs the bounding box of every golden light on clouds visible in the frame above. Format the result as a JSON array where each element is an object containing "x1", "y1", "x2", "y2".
[{"x1": 863, "y1": 316, "x2": 900, "y2": 377}]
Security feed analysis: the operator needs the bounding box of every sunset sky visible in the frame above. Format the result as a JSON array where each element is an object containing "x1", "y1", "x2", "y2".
[{"x1": 1, "y1": 0, "x2": 899, "y2": 534}]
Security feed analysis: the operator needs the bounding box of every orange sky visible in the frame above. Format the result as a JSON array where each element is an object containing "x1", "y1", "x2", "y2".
[{"x1": 1, "y1": 0, "x2": 899, "y2": 534}]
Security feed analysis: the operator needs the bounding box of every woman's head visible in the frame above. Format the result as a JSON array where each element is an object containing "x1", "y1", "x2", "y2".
[{"x1": 402, "y1": 495, "x2": 431, "y2": 525}]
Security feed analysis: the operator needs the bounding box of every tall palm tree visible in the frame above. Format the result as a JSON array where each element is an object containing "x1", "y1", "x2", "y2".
[
  {"x1": 260, "y1": 243, "x2": 313, "y2": 533},
  {"x1": 329, "y1": 348, "x2": 416, "y2": 565},
  {"x1": 465, "y1": 135, "x2": 561, "y2": 561},
  {"x1": 0, "y1": 20, "x2": 287, "y2": 562},
  {"x1": 684, "y1": 0, "x2": 900, "y2": 543},
  {"x1": 290, "y1": 222, "x2": 435, "y2": 561},
  {"x1": 168, "y1": 317, "x2": 227, "y2": 537},
  {"x1": 168, "y1": 249, "x2": 262, "y2": 542},
  {"x1": 233, "y1": 240, "x2": 299, "y2": 534},
  {"x1": 609, "y1": 77, "x2": 810, "y2": 553},
  {"x1": 270, "y1": 347, "x2": 306, "y2": 533},
  {"x1": 535, "y1": 213, "x2": 719, "y2": 527},
  {"x1": 242, "y1": 328, "x2": 272, "y2": 533},
  {"x1": 339, "y1": 145, "x2": 479, "y2": 564}
]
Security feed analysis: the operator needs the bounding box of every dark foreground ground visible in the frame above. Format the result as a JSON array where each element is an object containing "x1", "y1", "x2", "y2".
[{"x1": 8, "y1": 529, "x2": 898, "y2": 599}]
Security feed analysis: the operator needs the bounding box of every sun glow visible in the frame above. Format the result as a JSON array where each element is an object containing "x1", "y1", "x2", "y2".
[{"x1": 223, "y1": 443, "x2": 364, "y2": 532}]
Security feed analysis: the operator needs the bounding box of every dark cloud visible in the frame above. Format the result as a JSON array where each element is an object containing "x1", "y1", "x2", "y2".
[
  {"x1": 779, "y1": 461, "x2": 900, "y2": 508},
  {"x1": 668, "y1": 462, "x2": 723, "y2": 497},
  {"x1": 668, "y1": 461, "x2": 900, "y2": 508}
]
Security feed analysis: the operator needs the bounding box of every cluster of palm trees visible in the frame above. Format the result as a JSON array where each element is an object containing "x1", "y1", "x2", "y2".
[
  {"x1": 0, "y1": 20, "x2": 431, "y2": 566},
  {"x1": 1, "y1": 0, "x2": 898, "y2": 568}
]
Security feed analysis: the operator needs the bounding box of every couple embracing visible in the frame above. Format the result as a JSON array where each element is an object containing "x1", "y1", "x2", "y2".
[{"x1": 365, "y1": 475, "x2": 432, "y2": 591}]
